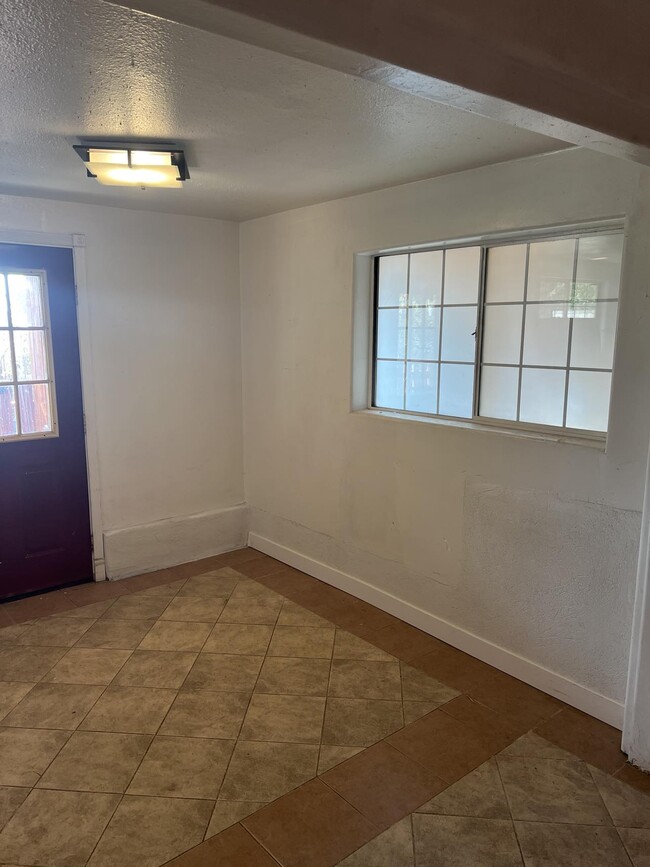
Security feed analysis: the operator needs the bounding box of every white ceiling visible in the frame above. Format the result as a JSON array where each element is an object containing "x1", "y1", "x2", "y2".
[{"x1": 0, "y1": 0, "x2": 569, "y2": 221}]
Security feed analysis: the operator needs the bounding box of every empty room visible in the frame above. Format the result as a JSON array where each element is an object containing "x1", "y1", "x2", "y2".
[{"x1": 0, "y1": 1, "x2": 649, "y2": 865}]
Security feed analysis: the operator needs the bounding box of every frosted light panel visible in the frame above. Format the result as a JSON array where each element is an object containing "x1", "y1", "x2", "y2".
[
  {"x1": 0, "y1": 385, "x2": 17, "y2": 436},
  {"x1": 481, "y1": 305, "x2": 523, "y2": 364},
  {"x1": 0, "y1": 332, "x2": 12, "y2": 382},
  {"x1": 570, "y1": 302, "x2": 617, "y2": 369},
  {"x1": 18, "y1": 383, "x2": 52, "y2": 434},
  {"x1": 485, "y1": 244, "x2": 526, "y2": 302},
  {"x1": 407, "y1": 307, "x2": 440, "y2": 360},
  {"x1": 377, "y1": 308, "x2": 406, "y2": 359},
  {"x1": 444, "y1": 247, "x2": 481, "y2": 304},
  {"x1": 441, "y1": 306, "x2": 477, "y2": 362},
  {"x1": 0, "y1": 275, "x2": 7, "y2": 327},
  {"x1": 406, "y1": 362, "x2": 438, "y2": 413},
  {"x1": 378, "y1": 255, "x2": 408, "y2": 307},
  {"x1": 479, "y1": 366, "x2": 519, "y2": 420},
  {"x1": 519, "y1": 368, "x2": 566, "y2": 426},
  {"x1": 523, "y1": 304, "x2": 570, "y2": 366},
  {"x1": 566, "y1": 371, "x2": 611, "y2": 431},
  {"x1": 439, "y1": 363, "x2": 474, "y2": 418},
  {"x1": 409, "y1": 251, "x2": 443, "y2": 306},
  {"x1": 7, "y1": 275, "x2": 44, "y2": 327},
  {"x1": 527, "y1": 239, "x2": 575, "y2": 302},
  {"x1": 375, "y1": 360, "x2": 404, "y2": 409},
  {"x1": 14, "y1": 331, "x2": 48, "y2": 382},
  {"x1": 575, "y1": 234, "x2": 623, "y2": 299}
]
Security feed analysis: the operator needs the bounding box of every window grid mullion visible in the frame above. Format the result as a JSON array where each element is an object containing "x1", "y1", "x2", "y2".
[
  {"x1": 472, "y1": 247, "x2": 488, "y2": 418},
  {"x1": 562, "y1": 239, "x2": 580, "y2": 427},
  {"x1": 436, "y1": 250, "x2": 446, "y2": 414},
  {"x1": 4, "y1": 285, "x2": 23, "y2": 436},
  {"x1": 515, "y1": 244, "x2": 531, "y2": 422},
  {"x1": 402, "y1": 256, "x2": 411, "y2": 411}
]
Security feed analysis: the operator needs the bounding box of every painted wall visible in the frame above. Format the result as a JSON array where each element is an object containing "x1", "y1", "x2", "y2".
[
  {"x1": 240, "y1": 148, "x2": 650, "y2": 719},
  {"x1": 0, "y1": 194, "x2": 245, "y2": 577}
]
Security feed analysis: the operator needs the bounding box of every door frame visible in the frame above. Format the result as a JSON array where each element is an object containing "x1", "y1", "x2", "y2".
[{"x1": 0, "y1": 229, "x2": 105, "y2": 581}]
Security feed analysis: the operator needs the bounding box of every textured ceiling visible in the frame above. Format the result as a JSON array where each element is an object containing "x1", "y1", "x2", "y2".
[{"x1": 0, "y1": 0, "x2": 568, "y2": 220}]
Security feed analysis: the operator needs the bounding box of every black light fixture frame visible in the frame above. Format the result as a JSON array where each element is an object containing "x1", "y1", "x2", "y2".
[{"x1": 73, "y1": 143, "x2": 190, "y2": 181}]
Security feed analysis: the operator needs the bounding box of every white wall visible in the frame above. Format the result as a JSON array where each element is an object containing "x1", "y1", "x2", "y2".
[
  {"x1": 240, "y1": 148, "x2": 650, "y2": 723},
  {"x1": 0, "y1": 194, "x2": 245, "y2": 577}
]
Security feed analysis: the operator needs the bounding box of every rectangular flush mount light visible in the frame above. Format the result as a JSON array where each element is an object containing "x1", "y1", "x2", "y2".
[{"x1": 73, "y1": 144, "x2": 189, "y2": 189}]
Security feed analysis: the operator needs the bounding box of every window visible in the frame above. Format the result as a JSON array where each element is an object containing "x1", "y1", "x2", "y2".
[
  {"x1": 0, "y1": 271, "x2": 57, "y2": 441},
  {"x1": 372, "y1": 228, "x2": 623, "y2": 436}
]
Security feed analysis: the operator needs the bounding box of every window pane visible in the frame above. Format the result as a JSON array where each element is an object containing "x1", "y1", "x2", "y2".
[
  {"x1": 439, "y1": 363, "x2": 474, "y2": 418},
  {"x1": 479, "y1": 366, "x2": 519, "y2": 420},
  {"x1": 485, "y1": 244, "x2": 526, "y2": 302},
  {"x1": 409, "y1": 251, "x2": 443, "y2": 306},
  {"x1": 575, "y1": 234, "x2": 623, "y2": 300},
  {"x1": 527, "y1": 238, "x2": 575, "y2": 302},
  {"x1": 7, "y1": 274, "x2": 44, "y2": 326},
  {"x1": 378, "y1": 255, "x2": 408, "y2": 307},
  {"x1": 519, "y1": 368, "x2": 565, "y2": 426},
  {"x1": 377, "y1": 308, "x2": 406, "y2": 359},
  {"x1": 407, "y1": 307, "x2": 440, "y2": 360},
  {"x1": 375, "y1": 360, "x2": 404, "y2": 409},
  {"x1": 566, "y1": 371, "x2": 611, "y2": 431},
  {"x1": 482, "y1": 305, "x2": 523, "y2": 364},
  {"x1": 0, "y1": 331, "x2": 12, "y2": 382},
  {"x1": 570, "y1": 301, "x2": 617, "y2": 369},
  {"x1": 441, "y1": 306, "x2": 477, "y2": 362},
  {"x1": 523, "y1": 303, "x2": 570, "y2": 366},
  {"x1": 0, "y1": 275, "x2": 8, "y2": 327},
  {"x1": 18, "y1": 383, "x2": 52, "y2": 434},
  {"x1": 405, "y1": 362, "x2": 438, "y2": 413},
  {"x1": 14, "y1": 330, "x2": 49, "y2": 381},
  {"x1": 444, "y1": 247, "x2": 481, "y2": 304},
  {"x1": 0, "y1": 384, "x2": 17, "y2": 436}
]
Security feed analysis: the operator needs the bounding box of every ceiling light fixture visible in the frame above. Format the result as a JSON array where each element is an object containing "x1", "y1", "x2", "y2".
[{"x1": 73, "y1": 144, "x2": 190, "y2": 189}]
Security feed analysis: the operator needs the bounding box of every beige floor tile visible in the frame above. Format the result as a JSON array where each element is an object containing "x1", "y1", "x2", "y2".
[
  {"x1": 2, "y1": 682, "x2": 103, "y2": 730},
  {"x1": 500, "y1": 732, "x2": 578, "y2": 761},
  {"x1": 160, "y1": 689, "x2": 249, "y2": 738},
  {"x1": 0, "y1": 622, "x2": 33, "y2": 643},
  {"x1": 178, "y1": 573, "x2": 239, "y2": 598},
  {"x1": 333, "y1": 631, "x2": 396, "y2": 661},
  {"x1": 618, "y1": 828, "x2": 650, "y2": 867},
  {"x1": 400, "y1": 662, "x2": 461, "y2": 703},
  {"x1": 206, "y1": 800, "x2": 267, "y2": 837},
  {"x1": 277, "y1": 600, "x2": 333, "y2": 628},
  {"x1": 0, "y1": 682, "x2": 34, "y2": 720},
  {"x1": 417, "y1": 758, "x2": 510, "y2": 819},
  {"x1": 159, "y1": 596, "x2": 225, "y2": 623},
  {"x1": 323, "y1": 698, "x2": 404, "y2": 746},
  {"x1": 76, "y1": 619, "x2": 155, "y2": 650},
  {"x1": 230, "y1": 580, "x2": 284, "y2": 603},
  {"x1": 0, "y1": 786, "x2": 29, "y2": 832},
  {"x1": 498, "y1": 756, "x2": 612, "y2": 825},
  {"x1": 80, "y1": 685, "x2": 176, "y2": 734},
  {"x1": 203, "y1": 623, "x2": 273, "y2": 655},
  {"x1": 255, "y1": 656, "x2": 331, "y2": 697},
  {"x1": 0, "y1": 645, "x2": 66, "y2": 681},
  {"x1": 515, "y1": 821, "x2": 632, "y2": 866},
  {"x1": 138, "y1": 620, "x2": 212, "y2": 652},
  {"x1": 88, "y1": 794, "x2": 212, "y2": 867},
  {"x1": 18, "y1": 617, "x2": 95, "y2": 647},
  {"x1": 37, "y1": 730, "x2": 152, "y2": 793},
  {"x1": 403, "y1": 701, "x2": 441, "y2": 724},
  {"x1": 219, "y1": 596, "x2": 283, "y2": 625},
  {"x1": 113, "y1": 650, "x2": 196, "y2": 688},
  {"x1": 240, "y1": 693, "x2": 326, "y2": 744},
  {"x1": 184, "y1": 653, "x2": 263, "y2": 692},
  {"x1": 589, "y1": 765, "x2": 650, "y2": 828},
  {"x1": 329, "y1": 659, "x2": 401, "y2": 700},
  {"x1": 413, "y1": 814, "x2": 523, "y2": 867},
  {"x1": 101, "y1": 596, "x2": 171, "y2": 621},
  {"x1": 268, "y1": 625, "x2": 335, "y2": 658},
  {"x1": 0, "y1": 788, "x2": 120, "y2": 867},
  {"x1": 0, "y1": 727, "x2": 70, "y2": 786},
  {"x1": 219, "y1": 740, "x2": 319, "y2": 801},
  {"x1": 128, "y1": 735, "x2": 234, "y2": 798},
  {"x1": 132, "y1": 578, "x2": 187, "y2": 596},
  {"x1": 318, "y1": 745, "x2": 364, "y2": 774},
  {"x1": 42, "y1": 648, "x2": 132, "y2": 685},
  {"x1": 338, "y1": 816, "x2": 415, "y2": 866},
  {"x1": 59, "y1": 600, "x2": 116, "y2": 619}
]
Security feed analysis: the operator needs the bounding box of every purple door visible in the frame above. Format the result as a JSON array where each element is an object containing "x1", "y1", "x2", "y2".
[{"x1": 0, "y1": 244, "x2": 93, "y2": 599}]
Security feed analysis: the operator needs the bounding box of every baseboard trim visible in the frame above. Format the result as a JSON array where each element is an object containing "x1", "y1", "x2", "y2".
[{"x1": 249, "y1": 531, "x2": 624, "y2": 728}]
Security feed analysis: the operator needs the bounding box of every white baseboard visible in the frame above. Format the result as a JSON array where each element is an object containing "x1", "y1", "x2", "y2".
[
  {"x1": 248, "y1": 531, "x2": 624, "y2": 729},
  {"x1": 104, "y1": 504, "x2": 248, "y2": 580}
]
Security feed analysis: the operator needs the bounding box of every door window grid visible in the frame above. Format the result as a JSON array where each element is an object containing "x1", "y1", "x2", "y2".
[{"x1": 0, "y1": 270, "x2": 57, "y2": 441}]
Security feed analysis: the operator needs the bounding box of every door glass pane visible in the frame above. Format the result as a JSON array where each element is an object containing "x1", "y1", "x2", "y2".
[
  {"x1": 376, "y1": 308, "x2": 406, "y2": 359},
  {"x1": 570, "y1": 302, "x2": 617, "y2": 369},
  {"x1": 405, "y1": 362, "x2": 438, "y2": 413},
  {"x1": 485, "y1": 244, "x2": 526, "y2": 302},
  {"x1": 0, "y1": 275, "x2": 7, "y2": 327},
  {"x1": 0, "y1": 331, "x2": 12, "y2": 382},
  {"x1": 527, "y1": 239, "x2": 575, "y2": 302},
  {"x1": 523, "y1": 303, "x2": 570, "y2": 366},
  {"x1": 519, "y1": 368, "x2": 566, "y2": 426},
  {"x1": 14, "y1": 330, "x2": 48, "y2": 381},
  {"x1": 407, "y1": 307, "x2": 440, "y2": 360},
  {"x1": 479, "y1": 366, "x2": 519, "y2": 420},
  {"x1": 444, "y1": 247, "x2": 481, "y2": 304},
  {"x1": 378, "y1": 255, "x2": 408, "y2": 307},
  {"x1": 0, "y1": 384, "x2": 17, "y2": 436},
  {"x1": 575, "y1": 234, "x2": 623, "y2": 300},
  {"x1": 439, "y1": 363, "x2": 474, "y2": 418},
  {"x1": 18, "y1": 383, "x2": 52, "y2": 434},
  {"x1": 566, "y1": 371, "x2": 611, "y2": 431},
  {"x1": 7, "y1": 274, "x2": 44, "y2": 326},
  {"x1": 409, "y1": 251, "x2": 443, "y2": 306},
  {"x1": 441, "y1": 306, "x2": 477, "y2": 362},
  {"x1": 375, "y1": 360, "x2": 404, "y2": 409},
  {"x1": 482, "y1": 305, "x2": 523, "y2": 364}
]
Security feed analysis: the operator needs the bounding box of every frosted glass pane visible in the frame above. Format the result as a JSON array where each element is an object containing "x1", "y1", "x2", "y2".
[
  {"x1": 375, "y1": 360, "x2": 404, "y2": 409},
  {"x1": 439, "y1": 363, "x2": 474, "y2": 418},
  {"x1": 527, "y1": 238, "x2": 575, "y2": 302},
  {"x1": 479, "y1": 366, "x2": 519, "y2": 421},
  {"x1": 0, "y1": 384, "x2": 17, "y2": 436},
  {"x1": 570, "y1": 301, "x2": 617, "y2": 369},
  {"x1": 8, "y1": 274, "x2": 44, "y2": 326},
  {"x1": 14, "y1": 330, "x2": 48, "y2": 382},
  {"x1": 0, "y1": 332, "x2": 12, "y2": 382},
  {"x1": 444, "y1": 247, "x2": 481, "y2": 304},
  {"x1": 566, "y1": 371, "x2": 611, "y2": 432},
  {"x1": 575, "y1": 234, "x2": 623, "y2": 300},
  {"x1": 407, "y1": 307, "x2": 440, "y2": 360},
  {"x1": 409, "y1": 251, "x2": 443, "y2": 305},
  {"x1": 485, "y1": 244, "x2": 526, "y2": 302},
  {"x1": 405, "y1": 362, "x2": 438, "y2": 413},
  {"x1": 441, "y1": 306, "x2": 477, "y2": 362},
  {"x1": 378, "y1": 255, "x2": 408, "y2": 307},
  {"x1": 523, "y1": 303, "x2": 570, "y2": 366},
  {"x1": 377, "y1": 308, "x2": 406, "y2": 359},
  {"x1": 482, "y1": 305, "x2": 523, "y2": 364},
  {"x1": 0, "y1": 276, "x2": 7, "y2": 327},
  {"x1": 18, "y1": 383, "x2": 52, "y2": 434},
  {"x1": 519, "y1": 368, "x2": 565, "y2": 426}
]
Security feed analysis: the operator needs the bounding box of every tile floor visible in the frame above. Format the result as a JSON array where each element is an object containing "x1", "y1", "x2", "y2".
[{"x1": 0, "y1": 547, "x2": 649, "y2": 867}]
